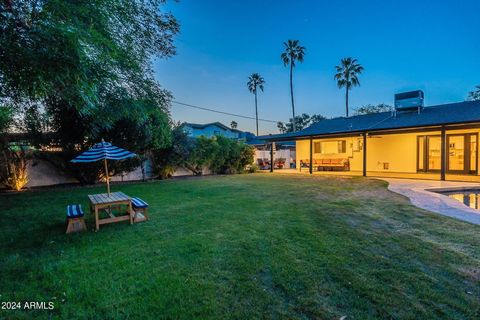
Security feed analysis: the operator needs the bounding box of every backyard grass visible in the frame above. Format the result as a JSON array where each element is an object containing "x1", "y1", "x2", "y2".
[{"x1": 0, "y1": 174, "x2": 479, "y2": 319}]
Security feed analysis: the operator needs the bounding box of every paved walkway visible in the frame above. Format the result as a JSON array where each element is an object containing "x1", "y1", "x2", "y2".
[{"x1": 380, "y1": 178, "x2": 480, "y2": 225}]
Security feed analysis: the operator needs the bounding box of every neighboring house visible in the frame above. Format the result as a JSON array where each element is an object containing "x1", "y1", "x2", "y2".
[
  {"x1": 259, "y1": 90, "x2": 480, "y2": 182},
  {"x1": 182, "y1": 122, "x2": 243, "y2": 139}
]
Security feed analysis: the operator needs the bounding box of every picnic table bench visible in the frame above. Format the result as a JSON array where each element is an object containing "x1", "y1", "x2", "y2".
[{"x1": 88, "y1": 191, "x2": 133, "y2": 231}]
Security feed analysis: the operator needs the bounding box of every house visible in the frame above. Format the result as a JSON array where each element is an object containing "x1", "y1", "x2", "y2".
[
  {"x1": 259, "y1": 90, "x2": 480, "y2": 182},
  {"x1": 181, "y1": 122, "x2": 243, "y2": 139}
]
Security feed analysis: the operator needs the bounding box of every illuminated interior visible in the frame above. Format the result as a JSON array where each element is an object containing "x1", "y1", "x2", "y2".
[{"x1": 294, "y1": 127, "x2": 480, "y2": 181}]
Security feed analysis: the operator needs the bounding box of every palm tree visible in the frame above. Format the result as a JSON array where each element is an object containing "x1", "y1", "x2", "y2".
[
  {"x1": 334, "y1": 57, "x2": 364, "y2": 117},
  {"x1": 281, "y1": 40, "x2": 305, "y2": 132},
  {"x1": 247, "y1": 73, "x2": 265, "y2": 136}
]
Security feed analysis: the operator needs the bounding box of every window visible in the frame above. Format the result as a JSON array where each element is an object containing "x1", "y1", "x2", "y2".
[{"x1": 314, "y1": 140, "x2": 347, "y2": 154}]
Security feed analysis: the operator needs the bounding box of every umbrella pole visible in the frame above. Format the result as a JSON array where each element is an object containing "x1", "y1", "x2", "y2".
[{"x1": 104, "y1": 158, "x2": 110, "y2": 195}]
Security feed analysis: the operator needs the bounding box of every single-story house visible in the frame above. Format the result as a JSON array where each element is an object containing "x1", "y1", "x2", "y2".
[{"x1": 259, "y1": 91, "x2": 480, "y2": 182}]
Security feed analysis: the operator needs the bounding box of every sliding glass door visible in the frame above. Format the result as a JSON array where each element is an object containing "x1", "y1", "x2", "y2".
[
  {"x1": 417, "y1": 135, "x2": 441, "y2": 172},
  {"x1": 418, "y1": 133, "x2": 478, "y2": 174},
  {"x1": 447, "y1": 134, "x2": 477, "y2": 174}
]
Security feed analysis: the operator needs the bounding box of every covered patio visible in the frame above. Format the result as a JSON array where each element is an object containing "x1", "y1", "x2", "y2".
[{"x1": 260, "y1": 97, "x2": 480, "y2": 182}]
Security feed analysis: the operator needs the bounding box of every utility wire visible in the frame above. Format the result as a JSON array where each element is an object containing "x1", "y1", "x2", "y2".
[{"x1": 171, "y1": 101, "x2": 280, "y2": 124}]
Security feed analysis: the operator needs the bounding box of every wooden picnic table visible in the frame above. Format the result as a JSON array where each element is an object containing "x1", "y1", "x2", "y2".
[{"x1": 88, "y1": 191, "x2": 133, "y2": 231}]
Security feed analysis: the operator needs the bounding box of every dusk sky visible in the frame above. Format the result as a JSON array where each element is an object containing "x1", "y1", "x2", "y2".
[{"x1": 154, "y1": 0, "x2": 480, "y2": 135}]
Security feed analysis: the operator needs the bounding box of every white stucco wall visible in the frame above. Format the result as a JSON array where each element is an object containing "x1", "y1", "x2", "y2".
[
  {"x1": 26, "y1": 159, "x2": 78, "y2": 187},
  {"x1": 17, "y1": 158, "x2": 212, "y2": 188}
]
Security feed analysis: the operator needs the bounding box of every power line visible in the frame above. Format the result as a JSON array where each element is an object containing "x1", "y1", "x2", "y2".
[{"x1": 171, "y1": 101, "x2": 280, "y2": 124}]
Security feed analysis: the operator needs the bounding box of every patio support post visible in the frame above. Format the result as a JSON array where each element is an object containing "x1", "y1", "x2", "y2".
[
  {"x1": 363, "y1": 133, "x2": 367, "y2": 177},
  {"x1": 309, "y1": 138, "x2": 313, "y2": 174},
  {"x1": 270, "y1": 142, "x2": 274, "y2": 173},
  {"x1": 441, "y1": 126, "x2": 446, "y2": 181}
]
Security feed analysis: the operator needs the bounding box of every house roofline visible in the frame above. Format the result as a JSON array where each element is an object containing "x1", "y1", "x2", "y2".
[
  {"x1": 261, "y1": 121, "x2": 480, "y2": 142},
  {"x1": 182, "y1": 121, "x2": 232, "y2": 131}
]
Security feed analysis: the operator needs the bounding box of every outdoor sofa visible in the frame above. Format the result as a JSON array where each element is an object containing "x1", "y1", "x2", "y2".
[{"x1": 300, "y1": 158, "x2": 350, "y2": 171}]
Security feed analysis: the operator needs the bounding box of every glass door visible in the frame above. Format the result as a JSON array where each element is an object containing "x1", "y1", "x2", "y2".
[
  {"x1": 470, "y1": 135, "x2": 477, "y2": 173},
  {"x1": 418, "y1": 133, "x2": 478, "y2": 174},
  {"x1": 447, "y1": 135, "x2": 464, "y2": 172},
  {"x1": 417, "y1": 135, "x2": 441, "y2": 172},
  {"x1": 427, "y1": 136, "x2": 441, "y2": 171},
  {"x1": 446, "y1": 133, "x2": 477, "y2": 174}
]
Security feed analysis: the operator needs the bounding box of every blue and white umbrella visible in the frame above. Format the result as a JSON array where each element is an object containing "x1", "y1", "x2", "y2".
[{"x1": 71, "y1": 140, "x2": 136, "y2": 194}]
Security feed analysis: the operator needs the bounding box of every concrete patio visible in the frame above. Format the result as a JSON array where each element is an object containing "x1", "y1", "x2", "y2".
[{"x1": 381, "y1": 178, "x2": 480, "y2": 225}]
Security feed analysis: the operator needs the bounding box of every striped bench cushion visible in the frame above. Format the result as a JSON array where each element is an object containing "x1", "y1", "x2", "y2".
[
  {"x1": 131, "y1": 197, "x2": 149, "y2": 209},
  {"x1": 67, "y1": 204, "x2": 84, "y2": 218}
]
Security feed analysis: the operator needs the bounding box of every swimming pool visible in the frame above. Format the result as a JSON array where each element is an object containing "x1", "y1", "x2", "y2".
[{"x1": 435, "y1": 189, "x2": 480, "y2": 210}]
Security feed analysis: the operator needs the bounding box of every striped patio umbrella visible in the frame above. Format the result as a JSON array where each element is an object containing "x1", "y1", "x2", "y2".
[{"x1": 71, "y1": 140, "x2": 136, "y2": 195}]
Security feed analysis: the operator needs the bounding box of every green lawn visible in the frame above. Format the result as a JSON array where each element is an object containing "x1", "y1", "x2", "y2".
[{"x1": 1, "y1": 174, "x2": 479, "y2": 319}]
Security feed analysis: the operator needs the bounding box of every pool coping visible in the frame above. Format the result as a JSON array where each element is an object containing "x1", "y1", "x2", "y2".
[{"x1": 379, "y1": 178, "x2": 480, "y2": 226}]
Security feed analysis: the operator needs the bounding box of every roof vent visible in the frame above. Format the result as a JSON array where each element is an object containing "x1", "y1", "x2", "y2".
[{"x1": 394, "y1": 90, "x2": 424, "y2": 113}]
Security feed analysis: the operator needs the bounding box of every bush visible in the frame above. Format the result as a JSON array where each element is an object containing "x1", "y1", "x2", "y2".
[
  {"x1": 0, "y1": 146, "x2": 29, "y2": 191},
  {"x1": 151, "y1": 127, "x2": 255, "y2": 177},
  {"x1": 158, "y1": 165, "x2": 175, "y2": 179},
  {"x1": 150, "y1": 125, "x2": 195, "y2": 177},
  {"x1": 246, "y1": 163, "x2": 259, "y2": 173},
  {"x1": 191, "y1": 136, "x2": 255, "y2": 175},
  {"x1": 5, "y1": 155, "x2": 28, "y2": 191}
]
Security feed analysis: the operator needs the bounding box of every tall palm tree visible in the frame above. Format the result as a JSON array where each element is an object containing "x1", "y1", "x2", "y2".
[
  {"x1": 281, "y1": 40, "x2": 305, "y2": 132},
  {"x1": 334, "y1": 57, "x2": 364, "y2": 117},
  {"x1": 247, "y1": 73, "x2": 265, "y2": 136}
]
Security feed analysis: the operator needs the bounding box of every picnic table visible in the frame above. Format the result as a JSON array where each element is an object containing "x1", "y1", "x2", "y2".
[{"x1": 88, "y1": 191, "x2": 133, "y2": 231}]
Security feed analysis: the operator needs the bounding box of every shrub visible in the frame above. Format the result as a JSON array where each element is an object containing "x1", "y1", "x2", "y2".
[
  {"x1": 151, "y1": 128, "x2": 255, "y2": 177},
  {"x1": 158, "y1": 165, "x2": 175, "y2": 179},
  {"x1": 202, "y1": 136, "x2": 255, "y2": 174},
  {"x1": 5, "y1": 156, "x2": 28, "y2": 191},
  {"x1": 1, "y1": 147, "x2": 29, "y2": 191}
]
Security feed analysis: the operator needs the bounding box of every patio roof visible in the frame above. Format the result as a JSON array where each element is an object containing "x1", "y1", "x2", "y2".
[{"x1": 259, "y1": 100, "x2": 480, "y2": 141}]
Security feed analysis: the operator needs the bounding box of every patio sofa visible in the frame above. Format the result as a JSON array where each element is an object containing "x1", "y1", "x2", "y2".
[
  {"x1": 300, "y1": 158, "x2": 350, "y2": 171},
  {"x1": 274, "y1": 158, "x2": 286, "y2": 169},
  {"x1": 257, "y1": 158, "x2": 270, "y2": 170},
  {"x1": 257, "y1": 158, "x2": 286, "y2": 170}
]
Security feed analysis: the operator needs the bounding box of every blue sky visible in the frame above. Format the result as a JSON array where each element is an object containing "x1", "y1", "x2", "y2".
[{"x1": 154, "y1": 0, "x2": 480, "y2": 135}]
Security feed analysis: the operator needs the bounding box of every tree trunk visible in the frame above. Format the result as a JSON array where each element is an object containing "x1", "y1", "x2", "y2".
[
  {"x1": 255, "y1": 89, "x2": 259, "y2": 136},
  {"x1": 290, "y1": 62, "x2": 296, "y2": 132},
  {"x1": 345, "y1": 87, "x2": 349, "y2": 117}
]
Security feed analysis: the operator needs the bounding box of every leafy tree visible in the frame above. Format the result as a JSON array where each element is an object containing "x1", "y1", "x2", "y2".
[
  {"x1": 277, "y1": 113, "x2": 325, "y2": 133},
  {"x1": 0, "y1": 0, "x2": 179, "y2": 183},
  {"x1": 230, "y1": 121, "x2": 238, "y2": 129},
  {"x1": 0, "y1": 105, "x2": 12, "y2": 134},
  {"x1": 247, "y1": 73, "x2": 265, "y2": 136},
  {"x1": 334, "y1": 57, "x2": 364, "y2": 117},
  {"x1": 354, "y1": 103, "x2": 393, "y2": 115},
  {"x1": 208, "y1": 136, "x2": 254, "y2": 174},
  {"x1": 281, "y1": 40, "x2": 305, "y2": 132},
  {"x1": 152, "y1": 132, "x2": 255, "y2": 177},
  {"x1": 150, "y1": 124, "x2": 195, "y2": 178},
  {"x1": 468, "y1": 85, "x2": 480, "y2": 101}
]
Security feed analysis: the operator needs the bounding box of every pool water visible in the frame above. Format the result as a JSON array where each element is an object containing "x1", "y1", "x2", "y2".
[{"x1": 437, "y1": 190, "x2": 480, "y2": 210}]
